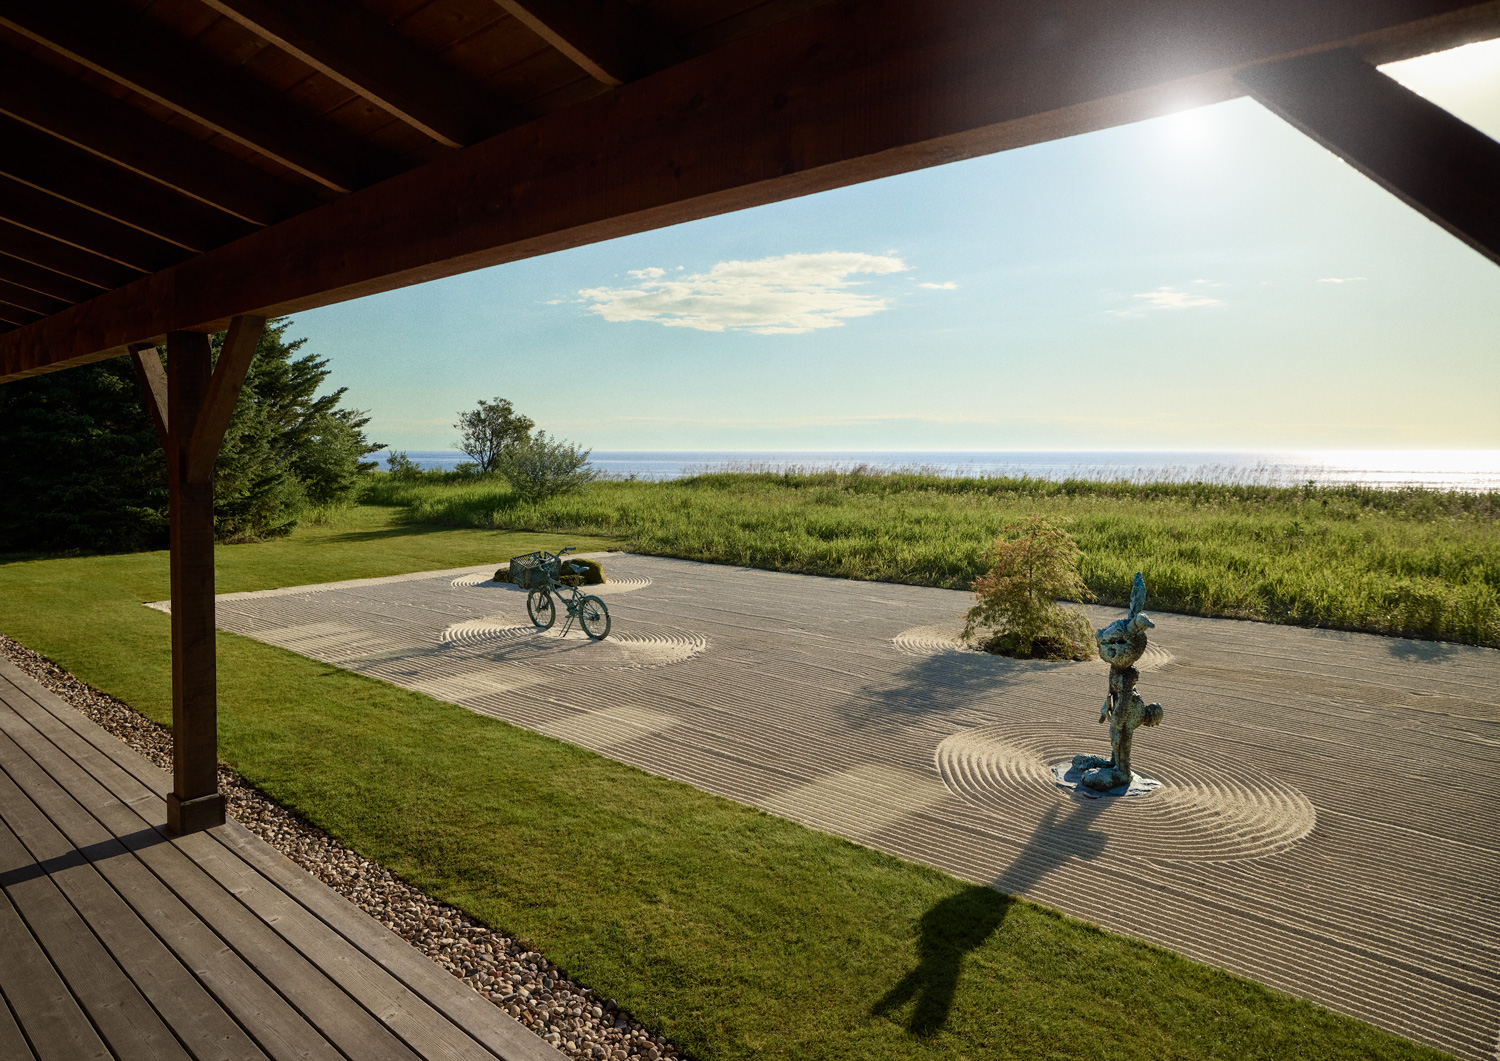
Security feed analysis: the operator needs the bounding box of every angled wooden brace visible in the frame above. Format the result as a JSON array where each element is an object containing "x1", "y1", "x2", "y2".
[
  {"x1": 128, "y1": 341, "x2": 169, "y2": 449},
  {"x1": 1236, "y1": 49, "x2": 1500, "y2": 267},
  {"x1": 187, "y1": 314, "x2": 265, "y2": 481}
]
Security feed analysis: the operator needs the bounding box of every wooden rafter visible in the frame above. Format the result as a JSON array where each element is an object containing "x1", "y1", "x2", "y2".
[
  {"x1": 0, "y1": 254, "x2": 103, "y2": 304},
  {"x1": 0, "y1": 178, "x2": 190, "y2": 273},
  {"x1": 0, "y1": 303, "x2": 40, "y2": 327},
  {"x1": 0, "y1": 0, "x2": 392, "y2": 193},
  {"x1": 1237, "y1": 48, "x2": 1500, "y2": 266},
  {"x1": 0, "y1": 43, "x2": 318, "y2": 226},
  {"x1": 2, "y1": 0, "x2": 1499, "y2": 383},
  {"x1": 0, "y1": 220, "x2": 144, "y2": 291},
  {"x1": 199, "y1": 0, "x2": 508, "y2": 148},
  {"x1": 0, "y1": 278, "x2": 67, "y2": 317},
  {"x1": 0, "y1": 118, "x2": 256, "y2": 253},
  {"x1": 493, "y1": 0, "x2": 678, "y2": 86}
]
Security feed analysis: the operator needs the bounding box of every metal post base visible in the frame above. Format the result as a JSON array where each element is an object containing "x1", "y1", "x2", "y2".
[{"x1": 167, "y1": 791, "x2": 226, "y2": 835}]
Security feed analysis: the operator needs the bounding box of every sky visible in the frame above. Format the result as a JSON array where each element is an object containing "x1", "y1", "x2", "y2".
[{"x1": 289, "y1": 40, "x2": 1500, "y2": 454}]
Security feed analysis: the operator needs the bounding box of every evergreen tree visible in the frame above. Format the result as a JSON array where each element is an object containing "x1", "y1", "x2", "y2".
[
  {"x1": 0, "y1": 356, "x2": 167, "y2": 553},
  {"x1": 0, "y1": 320, "x2": 380, "y2": 553}
]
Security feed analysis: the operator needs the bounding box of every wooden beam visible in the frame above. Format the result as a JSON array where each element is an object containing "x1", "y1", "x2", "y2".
[
  {"x1": 0, "y1": 253, "x2": 105, "y2": 304},
  {"x1": 0, "y1": 117, "x2": 257, "y2": 253},
  {"x1": 0, "y1": 43, "x2": 318, "y2": 226},
  {"x1": 1236, "y1": 48, "x2": 1500, "y2": 265},
  {"x1": 129, "y1": 343, "x2": 169, "y2": 449},
  {"x1": 164, "y1": 330, "x2": 225, "y2": 834},
  {"x1": 186, "y1": 315, "x2": 265, "y2": 482},
  {"x1": 0, "y1": 0, "x2": 393, "y2": 194},
  {"x1": 0, "y1": 176, "x2": 190, "y2": 273},
  {"x1": 3, "y1": 0, "x2": 1499, "y2": 382},
  {"x1": 199, "y1": 0, "x2": 508, "y2": 147},
  {"x1": 0, "y1": 278, "x2": 68, "y2": 316},
  {"x1": 0, "y1": 219, "x2": 144, "y2": 290},
  {"x1": 492, "y1": 0, "x2": 680, "y2": 86}
]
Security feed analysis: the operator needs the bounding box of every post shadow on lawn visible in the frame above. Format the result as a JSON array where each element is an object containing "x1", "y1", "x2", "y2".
[{"x1": 871, "y1": 800, "x2": 1108, "y2": 1037}]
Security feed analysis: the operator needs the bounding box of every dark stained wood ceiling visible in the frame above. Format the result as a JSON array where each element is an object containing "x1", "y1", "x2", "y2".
[{"x1": 1, "y1": 0, "x2": 1497, "y2": 376}]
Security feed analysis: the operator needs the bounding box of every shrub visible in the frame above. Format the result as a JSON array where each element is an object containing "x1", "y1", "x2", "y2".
[
  {"x1": 559, "y1": 557, "x2": 605, "y2": 585},
  {"x1": 385, "y1": 451, "x2": 423, "y2": 479},
  {"x1": 495, "y1": 431, "x2": 598, "y2": 502},
  {"x1": 962, "y1": 515, "x2": 1095, "y2": 660}
]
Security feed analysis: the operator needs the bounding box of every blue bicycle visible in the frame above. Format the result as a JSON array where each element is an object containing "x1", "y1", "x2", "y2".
[{"x1": 510, "y1": 547, "x2": 611, "y2": 640}]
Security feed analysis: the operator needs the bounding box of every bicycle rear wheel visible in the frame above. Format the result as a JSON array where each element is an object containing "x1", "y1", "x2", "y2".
[
  {"x1": 578, "y1": 595, "x2": 610, "y2": 640},
  {"x1": 527, "y1": 589, "x2": 556, "y2": 630}
]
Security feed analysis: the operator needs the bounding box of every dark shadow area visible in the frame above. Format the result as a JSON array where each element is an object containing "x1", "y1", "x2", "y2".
[
  {"x1": 0, "y1": 826, "x2": 165, "y2": 888},
  {"x1": 872, "y1": 801, "x2": 1107, "y2": 1036},
  {"x1": 839, "y1": 645, "x2": 1092, "y2": 733},
  {"x1": 1382, "y1": 635, "x2": 1475, "y2": 664}
]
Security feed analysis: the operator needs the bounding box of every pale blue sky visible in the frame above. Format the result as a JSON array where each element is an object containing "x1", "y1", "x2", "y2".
[{"x1": 291, "y1": 41, "x2": 1500, "y2": 453}]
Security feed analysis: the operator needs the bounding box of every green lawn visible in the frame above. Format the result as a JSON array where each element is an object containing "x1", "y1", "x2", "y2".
[
  {"x1": 364, "y1": 469, "x2": 1500, "y2": 647},
  {"x1": 0, "y1": 508, "x2": 1452, "y2": 1061}
]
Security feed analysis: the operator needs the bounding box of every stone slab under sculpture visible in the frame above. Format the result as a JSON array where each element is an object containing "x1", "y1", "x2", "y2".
[{"x1": 1071, "y1": 572, "x2": 1164, "y2": 793}]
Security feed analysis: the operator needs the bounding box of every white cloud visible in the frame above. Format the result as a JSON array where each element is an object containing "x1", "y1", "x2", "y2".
[
  {"x1": 918, "y1": 281, "x2": 958, "y2": 290},
  {"x1": 579, "y1": 252, "x2": 908, "y2": 334},
  {"x1": 1126, "y1": 286, "x2": 1224, "y2": 311},
  {"x1": 1317, "y1": 277, "x2": 1367, "y2": 284}
]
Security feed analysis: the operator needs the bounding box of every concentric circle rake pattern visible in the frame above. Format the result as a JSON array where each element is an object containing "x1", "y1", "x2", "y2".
[
  {"x1": 439, "y1": 618, "x2": 705, "y2": 667},
  {"x1": 892, "y1": 625, "x2": 972, "y2": 656},
  {"x1": 450, "y1": 572, "x2": 504, "y2": 588},
  {"x1": 936, "y1": 722, "x2": 1315, "y2": 862},
  {"x1": 590, "y1": 575, "x2": 652, "y2": 594},
  {"x1": 894, "y1": 625, "x2": 1174, "y2": 669}
]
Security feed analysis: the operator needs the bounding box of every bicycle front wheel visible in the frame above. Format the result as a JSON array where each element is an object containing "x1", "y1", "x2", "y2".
[
  {"x1": 527, "y1": 589, "x2": 556, "y2": 630},
  {"x1": 578, "y1": 595, "x2": 610, "y2": 640}
]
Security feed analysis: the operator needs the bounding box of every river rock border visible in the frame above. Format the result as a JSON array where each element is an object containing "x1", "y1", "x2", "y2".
[{"x1": 0, "y1": 633, "x2": 683, "y2": 1061}]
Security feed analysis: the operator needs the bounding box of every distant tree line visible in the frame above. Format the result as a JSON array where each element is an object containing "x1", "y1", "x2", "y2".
[{"x1": 0, "y1": 320, "x2": 381, "y2": 554}]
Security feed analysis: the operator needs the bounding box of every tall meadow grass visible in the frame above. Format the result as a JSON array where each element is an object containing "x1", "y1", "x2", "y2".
[{"x1": 361, "y1": 468, "x2": 1500, "y2": 647}]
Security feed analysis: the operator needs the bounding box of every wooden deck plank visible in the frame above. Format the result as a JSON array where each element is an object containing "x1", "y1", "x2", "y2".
[
  {"x1": 0, "y1": 752, "x2": 274, "y2": 1061},
  {"x1": 0, "y1": 985, "x2": 39, "y2": 1061},
  {"x1": 0, "y1": 885, "x2": 108, "y2": 1061},
  {"x1": 0, "y1": 685, "x2": 501, "y2": 1061},
  {"x1": 210, "y1": 821, "x2": 561, "y2": 1061},
  {"x1": 0, "y1": 701, "x2": 428, "y2": 1061},
  {"x1": 0, "y1": 730, "x2": 347, "y2": 1061},
  {"x1": 0, "y1": 663, "x2": 555, "y2": 1060},
  {"x1": 0, "y1": 662, "x2": 170, "y2": 797},
  {"x1": 174, "y1": 832, "x2": 512, "y2": 1061},
  {"x1": 0, "y1": 793, "x2": 191, "y2": 1061}
]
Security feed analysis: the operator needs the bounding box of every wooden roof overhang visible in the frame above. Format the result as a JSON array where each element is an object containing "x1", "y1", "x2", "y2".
[
  {"x1": 3, "y1": 0, "x2": 1500, "y2": 839},
  {"x1": 1, "y1": 0, "x2": 1499, "y2": 384}
]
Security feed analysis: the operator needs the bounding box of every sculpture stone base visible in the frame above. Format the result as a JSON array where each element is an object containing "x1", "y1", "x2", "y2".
[{"x1": 1051, "y1": 761, "x2": 1161, "y2": 800}]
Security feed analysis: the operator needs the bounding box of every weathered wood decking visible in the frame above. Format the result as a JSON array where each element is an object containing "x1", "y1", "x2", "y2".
[{"x1": 0, "y1": 657, "x2": 558, "y2": 1061}]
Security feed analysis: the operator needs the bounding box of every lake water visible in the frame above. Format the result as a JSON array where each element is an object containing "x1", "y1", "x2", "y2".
[{"x1": 379, "y1": 449, "x2": 1500, "y2": 491}]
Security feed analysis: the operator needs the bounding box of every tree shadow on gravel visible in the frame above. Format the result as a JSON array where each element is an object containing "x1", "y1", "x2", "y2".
[{"x1": 871, "y1": 801, "x2": 1107, "y2": 1036}]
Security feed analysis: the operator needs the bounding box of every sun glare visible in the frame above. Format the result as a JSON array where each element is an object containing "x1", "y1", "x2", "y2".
[{"x1": 1152, "y1": 105, "x2": 1221, "y2": 153}]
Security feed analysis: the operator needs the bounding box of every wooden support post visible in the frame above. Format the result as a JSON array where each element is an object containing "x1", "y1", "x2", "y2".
[
  {"x1": 164, "y1": 329, "x2": 220, "y2": 834},
  {"x1": 135, "y1": 317, "x2": 263, "y2": 834}
]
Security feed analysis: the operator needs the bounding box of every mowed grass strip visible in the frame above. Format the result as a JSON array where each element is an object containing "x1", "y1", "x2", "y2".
[
  {"x1": 0, "y1": 511, "x2": 1452, "y2": 1060},
  {"x1": 367, "y1": 470, "x2": 1500, "y2": 647}
]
